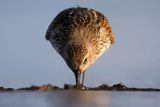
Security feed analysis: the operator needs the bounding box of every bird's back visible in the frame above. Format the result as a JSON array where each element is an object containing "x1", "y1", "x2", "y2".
[{"x1": 45, "y1": 7, "x2": 115, "y2": 62}]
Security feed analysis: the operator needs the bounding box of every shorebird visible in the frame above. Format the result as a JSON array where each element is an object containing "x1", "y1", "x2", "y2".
[{"x1": 45, "y1": 7, "x2": 115, "y2": 88}]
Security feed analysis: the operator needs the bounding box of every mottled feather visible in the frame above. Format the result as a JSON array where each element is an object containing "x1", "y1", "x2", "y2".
[{"x1": 45, "y1": 7, "x2": 115, "y2": 72}]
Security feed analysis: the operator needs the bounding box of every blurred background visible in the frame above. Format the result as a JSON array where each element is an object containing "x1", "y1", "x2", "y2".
[{"x1": 0, "y1": 0, "x2": 160, "y2": 89}]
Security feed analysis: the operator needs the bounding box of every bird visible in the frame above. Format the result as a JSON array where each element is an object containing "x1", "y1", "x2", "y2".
[{"x1": 45, "y1": 7, "x2": 115, "y2": 88}]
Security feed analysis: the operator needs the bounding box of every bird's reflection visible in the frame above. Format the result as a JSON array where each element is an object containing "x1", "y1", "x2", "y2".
[{"x1": 46, "y1": 90, "x2": 109, "y2": 107}]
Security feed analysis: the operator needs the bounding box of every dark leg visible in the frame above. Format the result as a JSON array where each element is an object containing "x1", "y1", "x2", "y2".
[
  {"x1": 82, "y1": 71, "x2": 85, "y2": 86},
  {"x1": 74, "y1": 71, "x2": 81, "y2": 88}
]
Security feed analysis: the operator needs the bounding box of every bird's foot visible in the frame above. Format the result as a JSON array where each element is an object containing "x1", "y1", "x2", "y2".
[{"x1": 74, "y1": 84, "x2": 85, "y2": 90}]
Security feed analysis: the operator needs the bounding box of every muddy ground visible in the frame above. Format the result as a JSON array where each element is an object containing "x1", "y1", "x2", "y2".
[{"x1": 0, "y1": 83, "x2": 160, "y2": 92}]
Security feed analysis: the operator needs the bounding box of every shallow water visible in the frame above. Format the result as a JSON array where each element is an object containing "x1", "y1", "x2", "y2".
[{"x1": 0, "y1": 91, "x2": 160, "y2": 107}]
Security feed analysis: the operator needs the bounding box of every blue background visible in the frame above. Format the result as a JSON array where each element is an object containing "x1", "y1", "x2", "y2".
[{"x1": 0, "y1": 0, "x2": 160, "y2": 88}]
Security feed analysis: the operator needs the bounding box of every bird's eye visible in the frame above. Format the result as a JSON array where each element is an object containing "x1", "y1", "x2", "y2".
[{"x1": 83, "y1": 58, "x2": 88, "y2": 64}]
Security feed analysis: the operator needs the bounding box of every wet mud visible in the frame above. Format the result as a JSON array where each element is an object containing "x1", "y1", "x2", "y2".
[{"x1": 1, "y1": 83, "x2": 160, "y2": 92}]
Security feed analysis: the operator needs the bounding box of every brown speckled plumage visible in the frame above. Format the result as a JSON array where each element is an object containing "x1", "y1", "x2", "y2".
[{"x1": 45, "y1": 7, "x2": 115, "y2": 88}]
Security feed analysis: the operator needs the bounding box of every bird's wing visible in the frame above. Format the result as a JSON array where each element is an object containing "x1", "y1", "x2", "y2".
[
  {"x1": 45, "y1": 8, "x2": 75, "y2": 55},
  {"x1": 91, "y1": 11, "x2": 115, "y2": 62}
]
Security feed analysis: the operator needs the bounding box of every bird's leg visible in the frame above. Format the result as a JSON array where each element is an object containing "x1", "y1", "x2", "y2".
[
  {"x1": 82, "y1": 71, "x2": 85, "y2": 87},
  {"x1": 74, "y1": 71, "x2": 81, "y2": 89}
]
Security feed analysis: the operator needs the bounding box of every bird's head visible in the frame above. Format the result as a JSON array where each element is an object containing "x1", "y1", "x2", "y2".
[{"x1": 64, "y1": 41, "x2": 92, "y2": 73}]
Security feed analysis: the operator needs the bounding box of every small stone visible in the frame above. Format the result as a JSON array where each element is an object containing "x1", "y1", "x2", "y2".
[
  {"x1": 97, "y1": 84, "x2": 111, "y2": 90},
  {"x1": 0, "y1": 87, "x2": 5, "y2": 91},
  {"x1": 5, "y1": 88, "x2": 14, "y2": 91},
  {"x1": 111, "y1": 83, "x2": 127, "y2": 90},
  {"x1": 64, "y1": 84, "x2": 74, "y2": 89}
]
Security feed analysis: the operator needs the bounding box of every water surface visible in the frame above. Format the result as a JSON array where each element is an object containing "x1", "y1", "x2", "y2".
[{"x1": 0, "y1": 91, "x2": 159, "y2": 107}]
